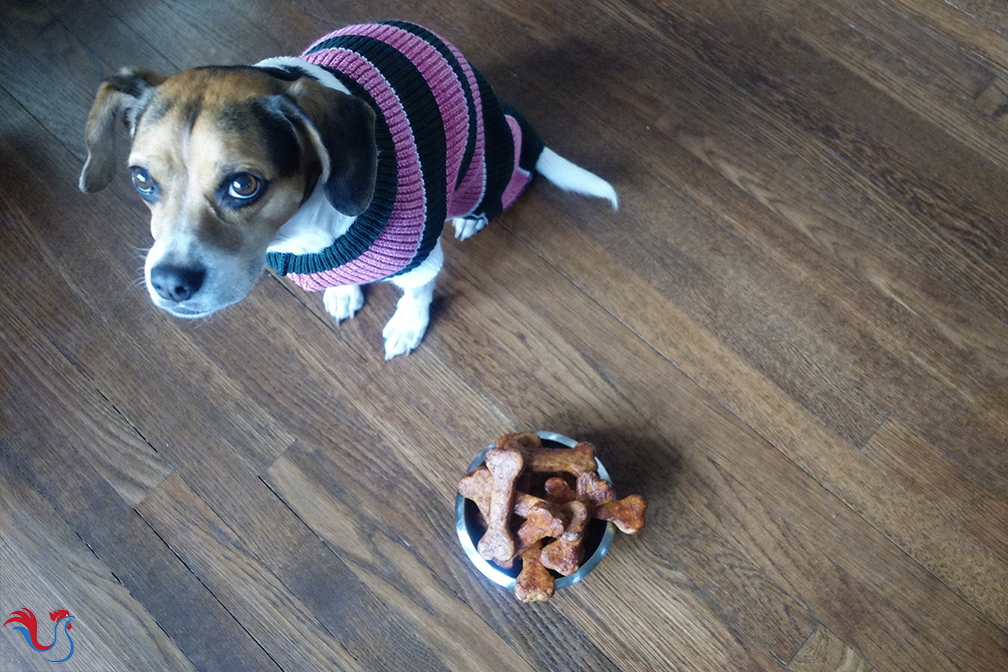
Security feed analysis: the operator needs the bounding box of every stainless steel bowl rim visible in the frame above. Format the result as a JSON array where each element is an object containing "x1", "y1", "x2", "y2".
[{"x1": 454, "y1": 431, "x2": 616, "y2": 590}]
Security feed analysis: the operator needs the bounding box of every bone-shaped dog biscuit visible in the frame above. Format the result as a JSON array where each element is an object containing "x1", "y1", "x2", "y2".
[
  {"x1": 496, "y1": 503, "x2": 568, "y2": 570},
  {"x1": 497, "y1": 433, "x2": 598, "y2": 474},
  {"x1": 540, "y1": 500, "x2": 590, "y2": 576},
  {"x1": 495, "y1": 431, "x2": 542, "y2": 451},
  {"x1": 594, "y1": 494, "x2": 647, "y2": 534},
  {"x1": 476, "y1": 448, "x2": 524, "y2": 563},
  {"x1": 459, "y1": 467, "x2": 550, "y2": 520},
  {"x1": 526, "y1": 442, "x2": 597, "y2": 474},
  {"x1": 546, "y1": 475, "x2": 643, "y2": 533},
  {"x1": 544, "y1": 476, "x2": 577, "y2": 503},
  {"x1": 514, "y1": 541, "x2": 555, "y2": 602},
  {"x1": 576, "y1": 471, "x2": 614, "y2": 507},
  {"x1": 517, "y1": 504, "x2": 567, "y2": 548}
]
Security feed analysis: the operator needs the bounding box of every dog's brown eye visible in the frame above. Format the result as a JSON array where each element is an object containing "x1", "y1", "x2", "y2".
[
  {"x1": 131, "y1": 167, "x2": 154, "y2": 192},
  {"x1": 228, "y1": 173, "x2": 261, "y2": 199},
  {"x1": 130, "y1": 166, "x2": 159, "y2": 202}
]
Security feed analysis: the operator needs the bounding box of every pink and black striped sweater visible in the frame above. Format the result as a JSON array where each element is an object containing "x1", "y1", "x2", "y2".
[{"x1": 266, "y1": 21, "x2": 544, "y2": 290}]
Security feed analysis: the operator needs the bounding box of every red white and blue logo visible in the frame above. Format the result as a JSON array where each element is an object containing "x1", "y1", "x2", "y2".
[{"x1": 3, "y1": 608, "x2": 76, "y2": 663}]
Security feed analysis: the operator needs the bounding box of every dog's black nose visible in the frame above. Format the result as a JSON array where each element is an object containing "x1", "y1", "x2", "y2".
[{"x1": 150, "y1": 264, "x2": 206, "y2": 303}]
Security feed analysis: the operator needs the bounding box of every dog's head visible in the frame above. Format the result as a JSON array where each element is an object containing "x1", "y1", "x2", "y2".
[{"x1": 80, "y1": 66, "x2": 376, "y2": 318}]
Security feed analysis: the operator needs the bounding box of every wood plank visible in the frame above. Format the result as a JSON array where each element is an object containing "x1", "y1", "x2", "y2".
[
  {"x1": 0, "y1": 460, "x2": 197, "y2": 672},
  {"x1": 659, "y1": 0, "x2": 1008, "y2": 258},
  {"x1": 0, "y1": 0, "x2": 176, "y2": 175},
  {"x1": 671, "y1": 124, "x2": 1008, "y2": 389},
  {"x1": 0, "y1": 608, "x2": 42, "y2": 672},
  {"x1": 885, "y1": 0, "x2": 1008, "y2": 73},
  {"x1": 656, "y1": 120, "x2": 1008, "y2": 498},
  {"x1": 137, "y1": 474, "x2": 365, "y2": 672},
  {"x1": 265, "y1": 449, "x2": 541, "y2": 672},
  {"x1": 861, "y1": 420, "x2": 1008, "y2": 616},
  {"x1": 787, "y1": 626, "x2": 875, "y2": 672},
  {"x1": 0, "y1": 292, "x2": 173, "y2": 507},
  {"x1": 518, "y1": 0, "x2": 1008, "y2": 326},
  {"x1": 434, "y1": 0, "x2": 1008, "y2": 496},
  {"x1": 0, "y1": 251, "x2": 281, "y2": 671},
  {"x1": 420, "y1": 0, "x2": 1008, "y2": 490},
  {"x1": 796, "y1": 0, "x2": 1008, "y2": 167},
  {"x1": 96, "y1": 0, "x2": 300, "y2": 70},
  {"x1": 422, "y1": 225, "x2": 1008, "y2": 671},
  {"x1": 0, "y1": 392, "x2": 279, "y2": 671}
]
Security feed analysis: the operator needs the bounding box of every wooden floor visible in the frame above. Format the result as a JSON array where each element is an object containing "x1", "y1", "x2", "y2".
[{"x1": 2, "y1": 0, "x2": 1007, "y2": 670}]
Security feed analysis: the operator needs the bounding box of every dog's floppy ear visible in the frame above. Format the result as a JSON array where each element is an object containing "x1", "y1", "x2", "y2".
[
  {"x1": 280, "y1": 77, "x2": 377, "y2": 217},
  {"x1": 80, "y1": 69, "x2": 166, "y2": 194}
]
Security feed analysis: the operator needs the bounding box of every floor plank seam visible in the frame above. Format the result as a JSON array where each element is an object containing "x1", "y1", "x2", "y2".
[
  {"x1": 784, "y1": 623, "x2": 820, "y2": 668},
  {"x1": 818, "y1": 551, "x2": 959, "y2": 670},
  {"x1": 4, "y1": 276, "x2": 175, "y2": 478},
  {"x1": 811, "y1": 0, "x2": 1008, "y2": 172},
  {"x1": 0, "y1": 81, "x2": 86, "y2": 166},
  {"x1": 499, "y1": 219, "x2": 804, "y2": 448},
  {"x1": 132, "y1": 504, "x2": 287, "y2": 672},
  {"x1": 662, "y1": 38, "x2": 1008, "y2": 329},
  {"x1": 378, "y1": 365, "x2": 519, "y2": 443},
  {"x1": 265, "y1": 272, "x2": 371, "y2": 364},
  {"x1": 1, "y1": 451, "x2": 203, "y2": 670},
  {"x1": 91, "y1": 0, "x2": 182, "y2": 72},
  {"x1": 815, "y1": 469, "x2": 1008, "y2": 640},
  {"x1": 0, "y1": 452, "x2": 111, "y2": 580},
  {"x1": 858, "y1": 411, "x2": 892, "y2": 452},
  {"x1": 251, "y1": 471, "x2": 444, "y2": 670}
]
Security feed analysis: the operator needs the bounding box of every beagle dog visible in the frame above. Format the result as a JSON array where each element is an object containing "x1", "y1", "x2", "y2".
[{"x1": 80, "y1": 21, "x2": 617, "y2": 359}]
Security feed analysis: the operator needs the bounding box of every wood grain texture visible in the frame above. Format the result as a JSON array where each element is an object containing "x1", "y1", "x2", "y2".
[
  {"x1": 138, "y1": 474, "x2": 368, "y2": 672},
  {"x1": 0, "y1": 461, "x2": 197, "y2": 672},
  {"x1": 788, "y1": 626, "x2": 876, "y2": 672},
  {"x1": 429, "y1": 226, "x2": 1008, "y2": 672},
  {"x1": 2, "y1": 0, "x2": 1008, "y2": 670}
]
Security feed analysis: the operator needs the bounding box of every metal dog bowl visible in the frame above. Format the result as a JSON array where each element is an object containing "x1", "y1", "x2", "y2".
[{"x1": 455, "y1": 431, "x2": 616, "y2": 590}]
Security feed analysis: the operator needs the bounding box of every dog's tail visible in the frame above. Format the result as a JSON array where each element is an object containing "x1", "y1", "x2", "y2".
[{"x1": 536, "y1": 147, "x2": 618, "y2": 210}]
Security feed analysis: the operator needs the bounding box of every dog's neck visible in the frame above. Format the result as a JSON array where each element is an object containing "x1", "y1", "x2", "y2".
[
  {"x1": 257, "y1": 57, "x2": 358, "y2": 256},
  {"x1": 266, "y1": 179, "x2": 355, "y2": 254}
]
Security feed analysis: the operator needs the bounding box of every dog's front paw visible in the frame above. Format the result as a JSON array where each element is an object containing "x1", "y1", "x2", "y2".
[
  {"x1": 382, "y1": 299, "x2": 430, "y2": 360},
  {"x1": 452, "y1": 215, "x2": 488, "y2": 241},
  {"x1": 323, "y1": 285, "x2": 364, "y2": 324}
]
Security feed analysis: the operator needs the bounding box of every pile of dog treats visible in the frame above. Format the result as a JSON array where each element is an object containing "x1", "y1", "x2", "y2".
[{"x1": 458, "y1": 432, "x2": 646, "y2": 602}]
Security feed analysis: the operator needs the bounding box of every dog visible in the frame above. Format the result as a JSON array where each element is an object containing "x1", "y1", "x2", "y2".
[{"x1": 80, "y1": 21, "x2": 617, "y2": 359}]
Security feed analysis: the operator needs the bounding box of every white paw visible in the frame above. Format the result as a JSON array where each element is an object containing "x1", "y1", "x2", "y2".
[
  {"x1": 452, "y1": 215, "x2": 488, "y2": 241},
  {"x1": 382, "y1": 299, "x2": 430, "y2": 360},
  {"x1": 323, "y1": 285, "x2": 364, "y2": 324}
]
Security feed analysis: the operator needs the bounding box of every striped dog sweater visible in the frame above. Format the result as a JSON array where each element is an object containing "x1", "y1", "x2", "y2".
[{"x1": 266, "y1": 21, "x2": 545, "y2": 290}]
